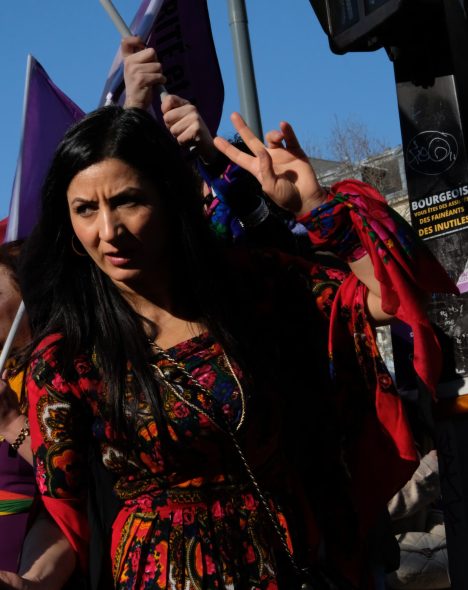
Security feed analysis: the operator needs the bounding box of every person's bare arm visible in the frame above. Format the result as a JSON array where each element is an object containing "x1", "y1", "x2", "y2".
[
  {"x1": 0, "y1": 510, "x2": 76, "y2": 590},
  {"x1": 0, "y1": 380, "x2": 32, "y2": 465},
  {"x1": 349, "y1": 255, "x2": 393, "y2": 323}
]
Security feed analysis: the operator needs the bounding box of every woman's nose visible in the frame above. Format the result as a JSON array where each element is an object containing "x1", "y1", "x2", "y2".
[{"x1": 99, "y1": 210, "x2": 121, "y2": 242}]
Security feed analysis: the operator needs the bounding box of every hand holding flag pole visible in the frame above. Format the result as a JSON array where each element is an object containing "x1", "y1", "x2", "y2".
[
  {"x1": 100, "y1": 0, "x2": 200, "y2": 155},
  {"x1": 99, "y1": 0, "x2": 224, "y2": 157},
  {"x1": 99, "y1": 0, "x2": 168, "y2": 101}
]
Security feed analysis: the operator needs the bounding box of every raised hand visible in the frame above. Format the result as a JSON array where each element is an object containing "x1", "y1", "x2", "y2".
[
  {"x1": 214, "y1": 113, "x2": 326, "y2": 217},
  {"x1": 161, "y1": 95, "x2": 217, "y2": 163},
  {"x1": 122, "y1": 36, "x2": 166, "y2": 110}
]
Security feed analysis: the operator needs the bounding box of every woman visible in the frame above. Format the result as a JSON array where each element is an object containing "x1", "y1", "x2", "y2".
[
  {"x1": 0, "y1": 241, "x2": 35, "y2": 571},
  {"x1": 0, "y1": 242, "x2": 77, "y2": 590},
  {"x1": 17, "y1": 102, "x2": 455, "y2": 590}
]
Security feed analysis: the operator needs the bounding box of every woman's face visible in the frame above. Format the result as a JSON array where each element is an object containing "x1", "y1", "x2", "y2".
[
  {"x1": 0, "y1": 265, "x2": 29, "y2": 350},
  {"x1": 67, "y1": 158, "x2": 168, "y2": 290}
]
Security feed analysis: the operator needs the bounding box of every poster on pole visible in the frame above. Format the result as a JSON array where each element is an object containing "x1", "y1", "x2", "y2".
[
  {"x1": 397, "y1": 74, "x2": 468, "y2": 396},
  {"x1": 399, "y1": 76, "x2": 468, "y2": 241}
]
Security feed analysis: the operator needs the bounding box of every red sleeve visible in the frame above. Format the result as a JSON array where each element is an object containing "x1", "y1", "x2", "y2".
[
  {"x1": 299, "y1": 179, "x2": 458, "y2": 397},
  {"x1": 329, "y1": 275, "x2": 420, "y2": 529},
  {"x1": 27, "y1": 334, "x2": 90, "y2": 570}
]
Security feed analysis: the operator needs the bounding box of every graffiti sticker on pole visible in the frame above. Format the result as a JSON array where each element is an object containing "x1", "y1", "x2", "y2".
[{"x1": 406, "y1": 130, "x2": 458, "y2": 176}]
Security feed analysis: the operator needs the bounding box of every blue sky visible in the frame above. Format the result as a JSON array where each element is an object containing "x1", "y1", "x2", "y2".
[{"x1": 0, "y1": 1, "x2": 401, "y2": 218}]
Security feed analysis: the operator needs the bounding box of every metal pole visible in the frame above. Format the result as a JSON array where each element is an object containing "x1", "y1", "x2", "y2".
[
  {"x1": 391, "y1": 2, "x2": 468, "y2": 586},
  {"x1": 227, "y1": 0, "x2": 263, "y2": 139},
  {"x1": 0, "y1": 301, "x2": 26, "y2": 373}
]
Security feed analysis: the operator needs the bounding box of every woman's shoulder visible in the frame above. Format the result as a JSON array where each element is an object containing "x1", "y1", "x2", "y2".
[
  {"x1": 32, "y1": 333, "x2": 63, "y2": 357},
  {"x1": 28, "y1": 333, "x2": 98, "y2": 394},
  {"x1": 29, "y1": 333, "x2": 66, "y2": 373}
]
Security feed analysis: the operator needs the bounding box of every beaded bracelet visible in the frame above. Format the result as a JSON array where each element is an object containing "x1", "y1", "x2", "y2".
[{"x1": 11, "y1": 418, "x2": 30, "y2": 452}]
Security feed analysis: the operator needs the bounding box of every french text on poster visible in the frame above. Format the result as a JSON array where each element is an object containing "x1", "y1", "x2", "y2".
[{"x1": 410, "y1": 184, "x2": 468, "y2": 239}]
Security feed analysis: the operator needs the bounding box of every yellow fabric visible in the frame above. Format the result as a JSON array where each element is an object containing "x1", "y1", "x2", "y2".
[
  {"x1": 8, "y1": 370, "x2": 24, "y2": 401},
  {"x1": 0, "y1": 361, "x2": 24, "y2": 443}
]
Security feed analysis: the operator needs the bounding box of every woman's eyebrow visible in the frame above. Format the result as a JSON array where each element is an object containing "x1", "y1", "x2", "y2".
[
  {"x1": 107, "y1": 188, "x2": 147, "y2": 202},
  {"x1": 69, "y1": 196, "x2": 95, "y2": 206},
  {"x1": 69, "y1": 188, "x2": 144, "y2": 206}
]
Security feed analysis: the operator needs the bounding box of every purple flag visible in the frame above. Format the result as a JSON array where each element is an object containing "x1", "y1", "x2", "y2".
[
  {"x1": 6, "y1": 55, "x2": 84, "y2": 242},
  {"x1": 100, "y1": 0, "x2": 224, "y2": 136}
]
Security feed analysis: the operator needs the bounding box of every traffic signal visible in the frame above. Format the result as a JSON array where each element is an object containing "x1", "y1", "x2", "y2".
[{"x1": 308, "y1": 0, "x2": 408, "y2": 53}]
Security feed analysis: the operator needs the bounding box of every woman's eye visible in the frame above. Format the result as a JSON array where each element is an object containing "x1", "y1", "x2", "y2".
[
  {"x1": 119, "y1": 199, "x2": 138, "y2": 208},
  {"x1": 116, "y1": 196, "x2": 144, "y2": 208},
  {"x1": 75, "y1": 204, "x2": 96, "y2": 217}
]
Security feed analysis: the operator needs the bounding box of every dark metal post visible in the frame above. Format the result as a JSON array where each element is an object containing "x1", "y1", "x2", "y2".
[
  {"x1": 391, "y1": 2, "x2": 468, "y2": 586},
  {"x1": 227, "y1": 0, "x2": 263, "y2": 139}
]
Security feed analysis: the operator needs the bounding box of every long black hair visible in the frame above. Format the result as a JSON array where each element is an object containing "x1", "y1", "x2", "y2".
[{"x1": 20, "y1": 106, "x2": 259, "y2": 434}]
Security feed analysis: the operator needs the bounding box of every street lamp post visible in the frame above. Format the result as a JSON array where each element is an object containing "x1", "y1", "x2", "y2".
[{"x1": 227, "y1": 0, "x2": 263, "y2": 139}]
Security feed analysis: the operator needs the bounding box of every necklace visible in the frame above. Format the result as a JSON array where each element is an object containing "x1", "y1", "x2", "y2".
[
  {"x1": 150, "y1": 341, "x2": 313, "y2": 588},
  {"x1": 150, "y1": 342, "x2": 247, "y2": 431}
]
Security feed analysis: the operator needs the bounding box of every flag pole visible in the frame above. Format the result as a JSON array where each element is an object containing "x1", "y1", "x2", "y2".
[
  {"x1": 99, "y1": 0, "x2": 132, "y2": 37},
  {"x1": 99, "y1": 0, "x2": 168, "y2": 100},
  {"x1": 0, "y1": 55, "x2": 33, "y2": 373},
  {"x1": 0, "y1": 302, "x2": 26, "y2": 373}
]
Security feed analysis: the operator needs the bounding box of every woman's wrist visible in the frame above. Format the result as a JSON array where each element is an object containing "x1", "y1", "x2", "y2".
[
  {"x1": 124, "y1": 97, "x2": 147, "y2": 109},
  {"x1": 238, "y1": 198, "x2": 270, "y2": 228},
  {"x1": 2, "y1": 412, "x2": 27, "y2": 443},
  {"x1": 295, "y1": 186, "x2": 328, "y2": 218},
  {"x1": 296, "y1": 187, "x2": 367, "y2": 262}
]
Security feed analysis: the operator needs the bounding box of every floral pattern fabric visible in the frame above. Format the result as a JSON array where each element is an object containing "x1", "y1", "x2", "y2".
[
  {"x1": 298, "y1": 179, "x2": 458, "y2": 397},
  {"x1": 26, "y1": 243, "x2": 430, "y2": 589},
  {"x1": 297, "y1": 179, "x2": 457, "y2": 534},
  {"x1": 28, "y1": 331, "x2": 311, "y2": 590}
]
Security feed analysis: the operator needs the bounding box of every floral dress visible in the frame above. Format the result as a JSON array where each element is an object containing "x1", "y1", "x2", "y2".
[{"x1": 27, "y1": 330, "x2": 313, "y2": 590}]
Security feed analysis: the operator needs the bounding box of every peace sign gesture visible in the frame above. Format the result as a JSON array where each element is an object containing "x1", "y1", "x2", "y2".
[{"x1": 213, "y1": 113, "x2": 326, "y2": 217}]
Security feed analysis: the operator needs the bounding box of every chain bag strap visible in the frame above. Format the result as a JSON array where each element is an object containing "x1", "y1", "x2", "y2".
[{"x1": 150, "y1": 343, "x2": 349, "y2": 590}]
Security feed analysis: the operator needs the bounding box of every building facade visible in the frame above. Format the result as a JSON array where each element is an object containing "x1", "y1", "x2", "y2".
[{"x1": 311, "y1": 145, "x2": 410, "y2": 221}]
